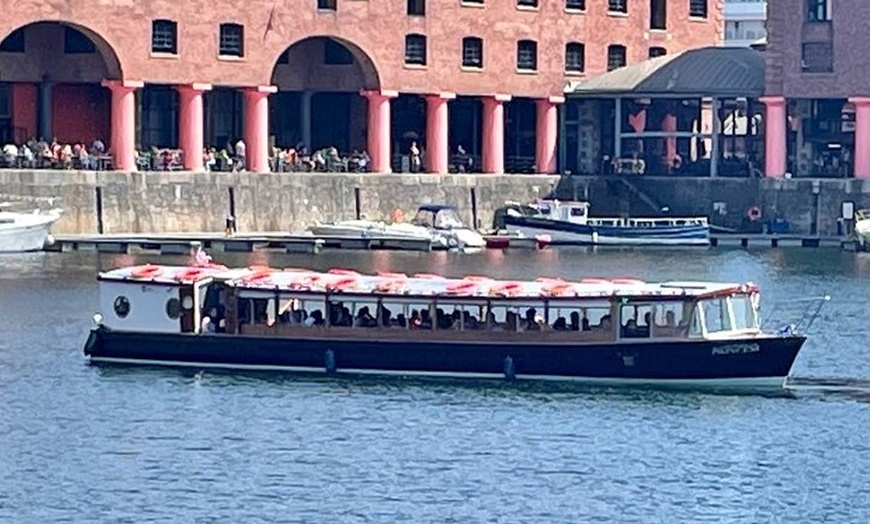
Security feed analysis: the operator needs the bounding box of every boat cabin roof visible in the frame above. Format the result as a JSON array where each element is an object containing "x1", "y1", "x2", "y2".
[{"x1": 99, "y1": 265, "x2": 757, "y2": 301}]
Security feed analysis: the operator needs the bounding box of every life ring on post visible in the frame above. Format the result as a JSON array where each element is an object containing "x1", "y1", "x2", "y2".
[{"x1": 746, "y1": 206, "x2": 762, "y2": 222}]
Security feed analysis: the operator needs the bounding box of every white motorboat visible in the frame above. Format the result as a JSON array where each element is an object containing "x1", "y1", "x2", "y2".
[
  {"x1": 856, "y1": 209, "x2": 870, "y2": 249},
  {"x1": 496, "y1": 199, "x2": 710, "y2": 247},
  {"x1": 0, "y1": 206, "x2": 63, "y2": 253},
  {"x1": 308, "y1": 205, "x2": 486, "y2": 250}
]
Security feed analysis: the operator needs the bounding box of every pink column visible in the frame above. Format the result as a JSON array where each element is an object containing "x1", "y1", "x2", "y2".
[
  {"x1": 361, "y1": 90, "x2": 397, "y2": 173},
  {"x1": 425, "y1": 93, "x2": 455, "y2": 174},
  {"x1": 101, "y1": 79, "x2": 143, "y2": 172},
  {"x1": 759, "y1": 96, "x2": 787, "y2": 178},
  {"x1": 176, "y1": 83, "x2": 211, "y2": 171},
  {"x1": 242, "y1": 86, "x2": 276, "y2": 172},
  {"x1": 482, "y1": 94, "x2": 511, "y2": 174},
  {"x1": 849, "y1": 97, "x2": 870, "y2": 179},
  {"x1": 535, "y1": 96, "x2": 563, "y2": 174}
]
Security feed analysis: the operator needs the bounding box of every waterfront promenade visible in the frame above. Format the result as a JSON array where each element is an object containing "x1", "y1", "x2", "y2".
[{"x1": 1, "y1": 170, "x2": 870, "y2": 237}]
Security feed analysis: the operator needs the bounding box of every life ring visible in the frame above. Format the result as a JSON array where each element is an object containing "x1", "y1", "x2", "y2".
[
  {"x1": 175, "y1": 267, "x2": 210, "y2": 283},
  {"x1": 489, "y1": 282, "x2": 522, "y2": 297},
  {"x1": 391, "y1": 208, "x2": 404, "y2": 223},
  {"x1": 445, "y1": 281, "x2": 478, "y2": 295},
  {"x1": 326, "y1": 276, "x2": 357, "y2": 292},
  {"x1": 130, "y1": 264, "x2": 163, "y2": 279},
  {"x1": 375, "y1": 279, "x2": 409, "y2": 293},
  {"x1": 746, "y1": 206, "x2": 762, "y2": 221},
  {"x1": 542, "y1": 282, "x2": 575, "y2": 297}
]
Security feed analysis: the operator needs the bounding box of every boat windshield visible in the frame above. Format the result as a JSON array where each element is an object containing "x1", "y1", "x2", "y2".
[
  {"x1": 697, "y1": 293, "x2": 759, "y2": 334},
  {"x1": 433, "y1": 208, "x2": 465, "y2": 229}
]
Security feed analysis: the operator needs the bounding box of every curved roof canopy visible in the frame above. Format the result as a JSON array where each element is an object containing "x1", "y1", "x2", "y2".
[{"x1": 565, "y1": 47, "x2": 765, "y2": 98}]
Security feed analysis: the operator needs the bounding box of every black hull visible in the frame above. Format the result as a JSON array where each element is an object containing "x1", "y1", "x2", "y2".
[{"x1": 84, "y1": 329, "x2": 805, "y2": 392}]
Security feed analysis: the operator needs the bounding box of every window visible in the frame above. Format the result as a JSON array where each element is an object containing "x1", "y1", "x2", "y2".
[
  {"x1": 518, "y1": 0, "x2": 538, "y2": 8},
  {"x1": 405, "y1": 34, "x2": 427, "y2": 66},
  {"x1": 650, "y1": 0, "x2": 667, "y2": 29},
  {"x1": 462, "y1": 0, "x2": 484, "y2": 4},
  {"x1": 802, "y1": 42, "x2": 833, "y2": 72},
  {"x1": 64, "y1": 27, "x2": 95, "y2": 54},
  {"x1": 648, "y1": 46, "x2": 667, "y2": 58},
  {"x1": 407, "y1": 0, "x2": 425, "y2": 16},
  {"x1": 565, "y1": 42, "x2": 585, "y2": 73},
  {"x1": 218, "y1": 23, "x2": 244, "y2": 57},
  {"x1": 0, "y1": 28, "x2": 25, "y2": 53},
  {"x1": 516, "y1": 40, "x2": 537, "y2": 71},
  {"x1": 608, "y1": 0, "x2": 627, "y2": 13},
  {"x1": 151, "y1": 20, "x2": 178, "y2": 54},
  {"x1": 462, "y1": 36, "x2": 483, "y2": 68},
  {"x1": 689, "y1": 0, "x2": 708, "y2": 18},
  {"x1": 566, "y1": 0, "x2": 585, "y2": 10},
  {"x1": 619, "y1": 304, "x2": 653, "y2": 338},
  {"x1": 166, "y1": 297, "x2": 181, "y2": 320},
  {"x1": 729, "y1": 295, "x2": 758, "y2": 331},
  {"x1": 700, "y1": 298, "x2": 732, "y2": 334},
  {"x1": 317, "y1": 0, "x2": 337, "y2": 10},
  {"x1": 806, "y1": 0, "x2": 831, "y2": 21},
  {"x1": 607, "y1": 44, "x2": 626, "y2": 71},
  {"x1": 324, "y1": 39, "x2": 354, "y2": 64},
  {"x1": 113, "y1": 296, "x2": 131, "y2": 318}
]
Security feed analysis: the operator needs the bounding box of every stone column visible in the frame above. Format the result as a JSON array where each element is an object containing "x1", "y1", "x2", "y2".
[
  {"x1": 176, "y1": 83, "x2": 211, "y2": 171},
  {"x1": 848, "y1": 97, "x2": 870, "y2": 179},
  {"x1": 759, "y1": 96, "x2": 787, "y2": 178},
  {"x1": 535, "y1": 96, "x2": 564, "y2": 174},
  {"x1": 242, "y1": 86, "x2": 276, "y2": 172},
  {"x1": 424, "y1": 92, "x2": 454, "y2": 174},
  {"x1": 300, "y1": 90, "x2": 313, "y2": 150},
  {"x1": 482, "y1": 94, "x2": 511, "y2": 174},
  {"x1": 101, "y1": 79, "x2": 143, "y2": 172},
  {"x1": 361, "y1": 90, "x2": 397, "y2": 173}
]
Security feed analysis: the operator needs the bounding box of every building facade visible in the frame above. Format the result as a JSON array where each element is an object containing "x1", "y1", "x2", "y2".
[
  {"x1": 0, "y1": 0, "x2": 722, "y2": 173},
  {"x1": 724, "y1": 0, "x2": 766, "y2": 47},
  {"x1": 763, "y1": 0, "x2": 870, "y2": 178}
]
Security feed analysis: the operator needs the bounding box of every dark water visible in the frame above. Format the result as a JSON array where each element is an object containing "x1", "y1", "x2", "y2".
[{"x1": 0, "y1": 248, "x2": 868, "y2": 523}]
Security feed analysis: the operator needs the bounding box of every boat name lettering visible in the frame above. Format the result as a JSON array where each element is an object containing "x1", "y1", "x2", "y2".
[{"x1": 711, "y1": 343, "x2": 760, "y2": 356}]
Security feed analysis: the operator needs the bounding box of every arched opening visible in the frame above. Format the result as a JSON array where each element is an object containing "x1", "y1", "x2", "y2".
[
  {"x1": 0, "y1": 21, "x2": 121, "y2": 150},
  {"x1": 267, "y1": 36, "x2": 380, "y2": 170}
]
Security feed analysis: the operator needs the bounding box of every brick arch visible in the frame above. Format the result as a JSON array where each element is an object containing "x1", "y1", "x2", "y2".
[
  {"x1": 0, "y1": 20, "x2": 124, "y2": 81},
  {"x1": 269, "y1": 35, "x2": 381, "y2": 92}
]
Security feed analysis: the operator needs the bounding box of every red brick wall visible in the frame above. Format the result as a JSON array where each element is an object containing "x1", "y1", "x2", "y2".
[
  {"x1": 10, "y1": 82, "x2": 37, "y2": 141},
  {"x1": 52, "y1": 84, "x2": 109, "y2": 143}
]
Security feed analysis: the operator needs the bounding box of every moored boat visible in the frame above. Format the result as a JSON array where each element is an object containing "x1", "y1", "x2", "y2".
[
  {"x1": 856, "y1": 209, "x2": 870, "y2": 250},
  {"x1": 0, "y1": 205, "x2": 63, "y2": 253},
  {"x1": 497, "y1": 199, "x2": 710, "y2": 247},
  {"x1": 83, "y1": 261, "x2": 808, "y2": 393}
]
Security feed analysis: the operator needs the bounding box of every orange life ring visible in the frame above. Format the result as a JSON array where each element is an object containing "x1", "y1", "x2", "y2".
[
  {"x1": 130, "y1": 264, "x2": 163, "y2": 279},
  {"x1": 175, "y1": 267, "x2": 210, "y2": 283},
  {"x1": 746, "y1": 206, "x2": 762, "y2": 221},
  {"x1": 542, "y1": 282, "x2": 575, "y2": 297},
  {"x1": 326, "y1": 276, "x2": 357, "y2": 291},
  {"x1": 375, "y1": 279, "x2": 409, "y2": 293},
  {"x1": 445, "y1": 281, "x2": 478, "y2": 295},
  {"x1": 489, "y1": 282, "x2": 522, "y2": 297}
]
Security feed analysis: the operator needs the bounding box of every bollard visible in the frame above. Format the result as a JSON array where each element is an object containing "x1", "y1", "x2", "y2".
[
  {"x1": 470, "y1": 187, "x2": 479, "y2": 230},
  {"x1": 225, "y1": 215, "x2": 236, "y2": 237},
  {"x1": 354, "y1": 187, "x2": 361, "y2": 220},
  {"x1": 94, "y1": 186, "x2": 105, "y2": 234}
]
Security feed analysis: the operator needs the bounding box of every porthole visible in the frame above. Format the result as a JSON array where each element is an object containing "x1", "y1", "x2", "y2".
[
  {"x1": 166, "y1": 297, "x2": 181, "y2": 319},
  {"x1": 182, "y1": 296, "x2": 194, "y2": 310},
  {"x1": 113, "y1": 296, "x2": 131, "y2": 318}
]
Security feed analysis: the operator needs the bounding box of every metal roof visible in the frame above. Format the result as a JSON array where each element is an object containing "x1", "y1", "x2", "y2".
[{"x1": 565, "y1": 47, "x2": 765, "y2": 98}]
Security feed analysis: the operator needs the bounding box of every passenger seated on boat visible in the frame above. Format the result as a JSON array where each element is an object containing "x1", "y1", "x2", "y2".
[
  {"x1": 524, "y1": 308, "x2": 541, "y2": 331},
  {"x1": 569, "y1": 312, "x2": 581, "y2": 331},
  {"x1": 597, "y1": 315, "x2": 613, "y2": 331},
  {"x1": 463, "y1": 311, "x2": 480, "y2": 330},
  {"x1": 201, "y1": 316, "x2": 216, "y2": 333},
  {"x1": 553, "y1": 317, "x2": 568, "y2": 331},
  {"x1": 409, "y1": 310, "x2": 421, "y2": 328},
  {"x1": 355, "y1": 307, "x2": 377, "y2": 328},
  {"x1": 582, "y1": 316, "x2": 591, "y2": 331},
  {"x1": 379, "y1": 305, "x2": 392, "y2": 327},
  {"x1": 419, "y1": 309, "x2": 433, "y2": 329},
  {"x1": 304, "y1": 310, "x2": 325, "y2": 327},
  {"x1": 395, "y1": 314, "x2": 407, "y2": 328}
]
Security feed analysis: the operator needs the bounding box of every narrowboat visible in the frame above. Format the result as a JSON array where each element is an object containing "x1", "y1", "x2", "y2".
[{"x1": 83, "y1": 261, "x2": 806, "y2": 392}]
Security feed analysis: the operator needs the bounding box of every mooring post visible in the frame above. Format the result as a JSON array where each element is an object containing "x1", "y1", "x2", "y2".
[
  {"x1": 94, "y1": 186, "x2": 104, "y2": 234},
  {"x1": 470, "y1": 187, "x2": 479, "y2": 229},
  {"x1": 354, "y1": 186, "x2": 361, "y2": 220}
]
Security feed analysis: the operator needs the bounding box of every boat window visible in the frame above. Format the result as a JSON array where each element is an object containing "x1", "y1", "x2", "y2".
[
  {"x1": 252, "y1": 298, "x2": 273, "y2": 326},
  {"x1": 434, "y1": 208, "x2": 464, "y2": 229},
  {"x1": 237, "y1": 297, "x2": 252, "y2": 325},
  {"x1": 688, "y1": 304, "x2": 704, "y2": 337},
  {"x1": 379, "y1": 300, "x2": 408, "y2": 328},
  {"x1": 166, "y1": 297, "x2": 181, "y2": 320},
  {"x1": 619, "y1": 303, "x2": 653, "y2": 338},
  {"x1": 113, "y1": 296, "x2": 131, "y2": 318},
  {"x1": 411, "y1": 211, "x2": 434, "y2": 228},
  {"x1": 650, "y1": 302, "x2": 687, "y2": 338},
  {"x1": 570, "y1": 206, "x2": 586, "y2": 217},
  {"x1": 486, "y1": 305, "x2": 526, "y2": 331},
  {"x1": 700, "y1": 298, "x2": 732, "y2": 333},
  {"x1": 550, "y1": 306, "x2": 611, "y2": 332},
  {"x1": 729, "y1": 294, "x2": 757, "y2": 330}
]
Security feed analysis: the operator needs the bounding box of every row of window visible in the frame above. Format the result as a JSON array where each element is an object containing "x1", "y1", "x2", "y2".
[
  {"x1": 401, "y1": 0, "x2": 710, "y2": 19},
  {"x1": 406, "y1": 36, "x2": 665, "y2": 73}
]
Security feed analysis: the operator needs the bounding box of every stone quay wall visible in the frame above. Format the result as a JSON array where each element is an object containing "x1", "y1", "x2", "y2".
[{"x1": 1, "y1": 171, "x2": 869, "y2": 236}]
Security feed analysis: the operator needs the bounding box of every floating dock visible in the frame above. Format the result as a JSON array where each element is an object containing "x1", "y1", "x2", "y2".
[{"x1": 44, "y1": 232, "x2": 856, "y2": 255}]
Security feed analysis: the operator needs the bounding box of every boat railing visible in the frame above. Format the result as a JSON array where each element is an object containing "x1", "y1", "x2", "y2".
[
  {"x1": 761, "y1": 295, "x2": 830, "y2": 336},
  {"x1": 587, "y1": 217, "x2": 709, "y2": 228}
]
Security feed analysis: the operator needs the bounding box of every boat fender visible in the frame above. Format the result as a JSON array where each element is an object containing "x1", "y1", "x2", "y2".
[
  {"x1": 503, "y1": 356, "x2": 516, "y2": 381},
  {"x1": 448, "y1": 236, "x2": 459, "y2": 248},
  {"x1": 746, "y1": 206, "x2": 762, "y2": 221},
  {"x1": 324, "y1": 349, "x2": 336, "y2": 374}
]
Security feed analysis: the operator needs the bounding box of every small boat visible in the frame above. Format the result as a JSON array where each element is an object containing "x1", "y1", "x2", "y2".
[
  {"x1": 0, "y1": 205, "x2": 63, "y2": 253},
  {"x1": 496, "y1": 199, "x2": 710, "y2": 247},
  {"x1": 856, "y1": 209, "x2": 870, "y2": 250},
  {"x1": 83, "y1": 261, "x2": 810, "y2": 393},
  {"x1": 307, "y1": 204, "x2": 486, "y2": 250}
]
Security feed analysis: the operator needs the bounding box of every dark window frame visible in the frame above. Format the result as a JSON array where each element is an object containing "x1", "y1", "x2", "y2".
[
  {"x1": 407, "y1": 0, "x2": 426, "y2": 16},
  {"x1": 650, "y1": 0, "x2": 667, "y2": 29},
  {"x1": 607, "y1": 44, "x2": 627, "y2": 71},
  {"x1": 317, "y1": 0, "x2": 337, "y2": 10},
  {"x1": 565, "y1": 42, "x2": 585, "y2": 73},
  {"x1": 0, "y1": 28, "x2": 25, "y2": 53},
  {"x1": 462, "y1": 36, "x2": 484, "y2": 69},
  {"x1": 516, "y1": 39, "x2": 538, "y2": 71},
  {"x1": 689, "y1": 0, "x2": 708, "y2": 18},
  {"x1": 218, "y1": 23, "x2": 244, "y2": 57},
  {"x1": 517, "y1": 0, "x2": 539, "y2": 8},
  {"x1": 805, "y1": 0, "x2": 831, "y2": 22},
  {"x1": 64, "y1": 27, "x2": 96, "y2": 54},
  {"x1": 608, "y1": 0, "x2": 627, "y2": 14},
  {"x1": 404, "y1": 34, "x2": 427, "y2": 66},
  {"x1": 565, "y1": 0, "x2": 586, "y2": 10},
  {"x1": 648, "y1": 46, "x2": 667, "y2": 58},
  {"x1": 151, "y1": 19, "x2": 178, "y2": 55}
]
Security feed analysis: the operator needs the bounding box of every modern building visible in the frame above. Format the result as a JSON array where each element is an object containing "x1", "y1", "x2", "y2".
[
  {"x1": 0, "y1": 1, "x2": 722, "y2": 174},
  {"x1": 724, "y1": 0, "x2": 767, "y2": 47},
  {"x1": 762, "y1": 0, "x2": 870, "y2": 178}
]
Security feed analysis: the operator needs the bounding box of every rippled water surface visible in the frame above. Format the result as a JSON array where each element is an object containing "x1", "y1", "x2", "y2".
[{"x1": 0, "y1": 248, "x2": 868, "y2": 523}]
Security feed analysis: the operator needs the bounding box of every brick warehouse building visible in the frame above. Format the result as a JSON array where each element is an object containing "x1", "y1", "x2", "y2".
[
  {"x1": 0, "y1": 0, "x2": 722, "y2": 173},
  {"x1": 763, "y1": 0, "x2": 870, "y2": 178}
]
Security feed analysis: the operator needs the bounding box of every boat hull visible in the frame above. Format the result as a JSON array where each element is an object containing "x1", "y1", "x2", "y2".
[
  {"x1": 0, "y1": 217, "x2": 57, "y2": 253},
  {"x1": 84, "y1": 329, "x2": 803, "y2": 392},
  {"x1": 504, "y1": 217, "x2": 710, "y2": 246}
]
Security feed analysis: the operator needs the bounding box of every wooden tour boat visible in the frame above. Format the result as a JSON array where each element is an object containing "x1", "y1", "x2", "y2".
[{"x1": 83, "y1": 259, "x2": 809, "y2": 392}]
